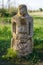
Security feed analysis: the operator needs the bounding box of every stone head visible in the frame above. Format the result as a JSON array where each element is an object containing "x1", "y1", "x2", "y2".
[{"x1": 18, "y1": 4, "x2": 27, "y2": 16}]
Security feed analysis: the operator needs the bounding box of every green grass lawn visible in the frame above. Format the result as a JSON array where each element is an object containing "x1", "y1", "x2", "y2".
[{"x1": 0, "y1": 15, "x2": 43, "y2": 65}]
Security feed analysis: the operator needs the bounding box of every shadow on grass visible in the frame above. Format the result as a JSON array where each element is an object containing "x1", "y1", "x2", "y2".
[
  {"x1": 0, "y1": 39, "x2": 11, "y2": 63},
  {"x1": 34, "y1": 39, "x2": 43, "y2": 61},
  {"x1": 0, "y1": 39, "x2": 11, "y2": 55},
  {"x1": 34, "y1": 39, "x2": 43, "y2": 46}
]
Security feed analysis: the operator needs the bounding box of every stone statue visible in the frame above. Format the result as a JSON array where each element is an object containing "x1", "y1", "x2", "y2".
[{"x1": 11, "y1": 4, "x2": 33, "y2": 57}]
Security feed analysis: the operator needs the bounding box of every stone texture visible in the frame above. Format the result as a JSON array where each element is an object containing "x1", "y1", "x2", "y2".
[{"x1": 11, "y1": 4, "x2": 33, "y2": 56}]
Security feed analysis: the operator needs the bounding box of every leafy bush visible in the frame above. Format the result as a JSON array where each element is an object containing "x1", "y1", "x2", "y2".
[
  {"x1": 0, "y1": 8, "x2": 10, "y2": 17},
  {"x1": 2, "y1": 48, "x2": 18, "y2": 60},
  {"x1": 0, "y1": 8, "x2": 17, "y2": 17},
  {"x1": 39, "y1": 8, "x2": 43, "y2": 11}
]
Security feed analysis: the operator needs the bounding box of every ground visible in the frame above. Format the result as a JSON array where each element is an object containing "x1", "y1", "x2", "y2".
[{"x1": 0, "y1": 12, "x2": 43, "y2": 65}]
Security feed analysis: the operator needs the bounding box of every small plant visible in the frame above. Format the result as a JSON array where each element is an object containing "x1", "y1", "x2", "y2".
[{"x1": 2, "y1": 48, "x2": 18, "y2": 60}]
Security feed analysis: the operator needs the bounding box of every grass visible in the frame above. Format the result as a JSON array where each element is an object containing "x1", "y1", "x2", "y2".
[
  {"x1": 0, "y1": 17, "x2": 11, "y2": 23},
  {"x1": 0, "y1": 14, "x2": 43, "y2": 65}
]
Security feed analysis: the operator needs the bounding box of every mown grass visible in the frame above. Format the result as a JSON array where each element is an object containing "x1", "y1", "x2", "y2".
[{"x1": 0, "y1": 15, "x2": 43, "y2": 65}]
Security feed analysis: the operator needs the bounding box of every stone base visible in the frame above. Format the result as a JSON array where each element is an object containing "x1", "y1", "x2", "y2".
[{"x1": 11, "y1": 38, "x2": 33, "y2": 57}]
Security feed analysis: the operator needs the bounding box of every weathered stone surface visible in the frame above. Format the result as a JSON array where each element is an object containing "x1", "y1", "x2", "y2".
[{"x1": 11, "y1": 4, "x2": 33, "y2": 56}]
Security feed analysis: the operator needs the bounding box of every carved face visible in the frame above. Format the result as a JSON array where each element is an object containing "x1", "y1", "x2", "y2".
[{"x1": 18, "y1": 5, "x2": 27, "y2": 16}]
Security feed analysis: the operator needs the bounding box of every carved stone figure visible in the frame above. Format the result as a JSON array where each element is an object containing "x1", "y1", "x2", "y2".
[{"x1": 11, "y1": 4, "x2": 33, "y2": 56}]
